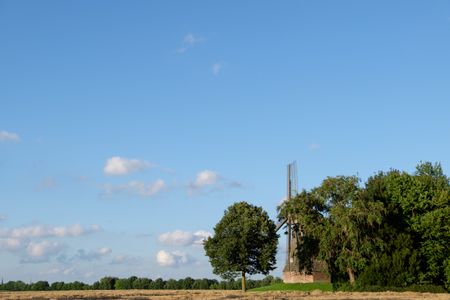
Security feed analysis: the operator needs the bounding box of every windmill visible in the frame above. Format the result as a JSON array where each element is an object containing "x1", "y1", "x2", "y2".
[
  {"x1": 276, "y1": 162, "x2": 300, "y2": 274},
  {"x1": 276, "y1": 161, "x2": 329, "y2": 283}
]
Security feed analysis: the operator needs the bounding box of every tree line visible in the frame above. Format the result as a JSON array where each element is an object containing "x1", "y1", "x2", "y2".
[
  {"x1": 278, "y1": 161, "x2": 449, "y2": 291},
  {"x1": 0, "y1": 275, "x2": 282, "y2": 291}
]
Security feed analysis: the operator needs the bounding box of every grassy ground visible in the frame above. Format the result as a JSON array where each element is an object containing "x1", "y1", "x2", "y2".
[
  {"x1": 1, "y1": 290, "x2": 449, "y2": 300},
  {"x1": 250, "y1": 282, "x2": 333, "y2": 292}
]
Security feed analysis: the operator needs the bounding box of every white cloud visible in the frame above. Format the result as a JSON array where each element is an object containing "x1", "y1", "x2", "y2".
[
  {"x1": 177, "y1": 33, "x2": 204, "y2": 53},
  {"x1": 187, "y1": 170, "x2": 242, "y2": 195},
  {"x1": 97, "y1": 247, "x2": 111, "y2": 255},
  {"x1": 191, "y1": 170, "x2": 218, "y2": 188},
  {"x1": 27, "y1": 241, "x2": 63, "y2": 257},
  {"x1": 158, "y1": 230, "x2": 211, "y2": 246},
  {"x1": 0, "y1": 214, "x2": 6, "y2": 222},
  {"x1": 192, "y1": 230, "x2": 212, "y2": 245},
  {"x1": 103, "y1": 156, "x2": 153, "y2": 176},
  {"x1": 0, "y1": 130, "x2": 20, "y2": 142},
  {"x1": 156, "y1": 250, "x2": 192, "y2": 267},
  {"x1": 158, "y1": 230, "x2": 192, "y2": 246},
  {"x1": 212, "y1": 62, "x2": 222, "y2": 75},
  {"x1": 0, "y1": 238, "x2": 22, "y2": 251},
  {"x1": 77, "y1": 247, "x2": 112, "y2": 261},
  {"x1": 308, "y1": 143, "x2": 320, "y2": 151},
  {"x1": 23, "y1": 240, "x2": 65, "y2": 263},
  {"x1": 103, "y1": 179, "x2": 166, "y2": 198},
  {"x1": 0, "y1": 224, "x2": 100, "y2": 239}
]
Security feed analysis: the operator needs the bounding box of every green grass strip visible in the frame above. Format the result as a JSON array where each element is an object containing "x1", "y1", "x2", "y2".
[{"x1": 250, "y1": 282, "x2": 333, "y2": 292}]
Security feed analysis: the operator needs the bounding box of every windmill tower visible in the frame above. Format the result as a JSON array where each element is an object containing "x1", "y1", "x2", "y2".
[
  {"x1": 284, "y1": 161, "x2": 298, "y2": 273},
  {"x1": 278, "y1": 161, "x2": 330, "y2": 283}
]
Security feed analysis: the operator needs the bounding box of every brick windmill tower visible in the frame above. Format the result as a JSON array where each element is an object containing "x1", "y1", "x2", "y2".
[{"x1": 277, "y1": 162, "x2": 330, "y2": 283}]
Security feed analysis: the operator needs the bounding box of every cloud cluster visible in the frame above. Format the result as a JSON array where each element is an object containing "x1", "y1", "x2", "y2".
[
  {"x1": 158, "y1": 230, "x2": 211, "y2": 246},
  {"x1": 103, "y1": 179, "x2": 166, "y2": 198},
  {"x1": 102, "y1": 156, "x2": 166, "y2": 198},
  {"x1": 0, "y1": 224, "x2": 100, "y2": 239},
  {"x1": 156, "y1": 230, "x2": 210, "y2": 268},
  {"x1": 0, "y1": 130, "x2": 20, "y2": 142},
  {"x1": 0, "y1": 223, "x2": 102, "y2": 264},
  {"x1": 101, "y1": 156, "x2": 241, "y2": 199},
  {"x1": 104, "y1": 156, "x2": 153, "y2": 176},
  {"x1": 156, "y1": 250, "x2": 192, "y2": 267}
]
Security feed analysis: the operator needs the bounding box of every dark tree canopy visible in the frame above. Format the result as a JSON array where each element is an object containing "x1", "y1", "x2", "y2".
[
  {"x1": 278, "y1": 162, "x2": 450, "y2": 290},
  {"x1": 204, "y1": 201, "x2": 278, "y2": 291}
]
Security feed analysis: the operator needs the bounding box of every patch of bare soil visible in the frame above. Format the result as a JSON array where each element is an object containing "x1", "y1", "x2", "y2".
[{"x1": 0, "y1": 290, "x2": 449, "y2": 300}]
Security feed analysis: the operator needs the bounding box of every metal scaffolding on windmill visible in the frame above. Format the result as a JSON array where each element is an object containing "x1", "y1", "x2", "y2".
[
  {"x1": 275, "y1": 161, "x2": 299, "y2": 273},
  {"x1": 285, "y1": 161, "x2": 299, "y2": 273},
  {"x1": 276, "y1": 161, "x2": 330, "y2": 283}
]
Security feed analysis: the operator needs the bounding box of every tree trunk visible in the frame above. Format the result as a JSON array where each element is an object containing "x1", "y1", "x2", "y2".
[
  {"x1": 347, "y1": 267, "x2": 355, "y2": 285},
  {"x1": 241, "y1": 271, "x2": 246, "y2": 292}
]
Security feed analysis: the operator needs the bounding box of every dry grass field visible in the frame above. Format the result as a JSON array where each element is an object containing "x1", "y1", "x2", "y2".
[{"x1": 0, "y1": 290, "x2": 449, "y2": 300}]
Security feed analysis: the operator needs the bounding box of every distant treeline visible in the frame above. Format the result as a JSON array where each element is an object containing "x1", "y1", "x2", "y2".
[{"x1": 0, "y1": 275, "x2": 282, "y2": 291}]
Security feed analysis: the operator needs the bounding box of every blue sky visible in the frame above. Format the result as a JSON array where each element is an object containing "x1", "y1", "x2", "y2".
[{"x1": 1, "y1": 0, "x2": 449, "y2": 283}]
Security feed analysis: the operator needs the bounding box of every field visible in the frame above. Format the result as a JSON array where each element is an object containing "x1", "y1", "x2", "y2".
[
  {"x1": 250, "y1": 282, "x2": 333, "y2": 292},
  {"x1": 1, "y1": 290, "x2": 449, "y2": 300}
]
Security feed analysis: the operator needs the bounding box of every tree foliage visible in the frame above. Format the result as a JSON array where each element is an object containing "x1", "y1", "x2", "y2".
[
  {"x1": 204, "y1": 201, "x2": 278, "y2": 291},
  {"x1": 278, "y1": 162, "x2": 450, "y2": 290},
  {"x1": 0, "y1": 276, "x2": 281, "y2": 291}
]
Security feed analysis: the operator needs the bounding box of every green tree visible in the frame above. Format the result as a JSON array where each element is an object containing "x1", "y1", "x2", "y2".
[
  {"x1": 357, "y1": 170, "x2": 421, "y2": 287},
  {"x1": 204, "y1": 201, "x2": 278, "y2": 291},
  {"x1": 191, "y1": 278, "x2": 210, "y2": 289},
  {"x1": 115, "y1": 278, "x2": 133, "y2": 290},
  {"x1": 279, "y1": 176, "x2": 384, "y2": 285},
  {"x1": 31, "y1": 281, "x2": 49, "y2": 291},
  {"x1": 278, "y1": 162, "x2": 449, "y2": 290},
  {"x1": 98, "y1": 277, "x2": 117, "y2": 290},
  {"x1": 2, "y1": 281, "x2": 29, "y2": 291},
  {"x1": 132, "y1": 278, "x2": 151, "y2": 289},
  {"x1": 150, "y1": 278, "x2": 165, "y2": 289},
  {"x1": 50, "y1": 281, "x2": 65, "y2": 291},
  {"x1": 320, "y1": 176, "x2": 384, "y2": 284},
  {"x1": 178, "y1": 277, "x2": 194, "y2": 289},
  {"x1": 374, "y1": 163, "x2": 450, "y2": 286},
  {"x1": 164, "y1": 279, "x2": 179, "y2": 289},
  {"x1": 91, "y1": 281, "x2": 100, "y2": 290}
]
